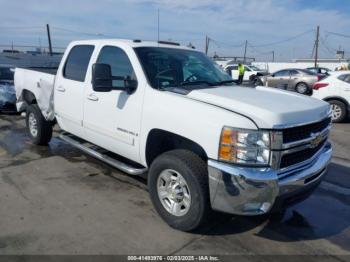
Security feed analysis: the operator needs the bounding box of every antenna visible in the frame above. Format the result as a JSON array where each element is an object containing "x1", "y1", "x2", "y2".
[{"x1": 157, "y1": 9, "x2": 160, "y2": 44}]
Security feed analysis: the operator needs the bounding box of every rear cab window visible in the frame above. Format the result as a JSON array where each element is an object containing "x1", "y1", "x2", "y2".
[{"x1": 63, "y1": 45, "x2": 95, "y2": 82}]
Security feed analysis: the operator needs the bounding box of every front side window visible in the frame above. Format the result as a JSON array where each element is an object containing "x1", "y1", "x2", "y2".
[
  {"x1": 135, "y1": 47, "x2": 232, "y2": 90},
  {"x1": 249, "y1": 65, "x2": 262, "y2": 71},
  {"x1": 274, "y1": 70, "x2": 290, "y2": 77},
  {"x1": 63, "y1": 45, "x2": 94, "y2": 82},
  {"x1": 97, "y1": 46, "x2": 136, "y2": 88}
]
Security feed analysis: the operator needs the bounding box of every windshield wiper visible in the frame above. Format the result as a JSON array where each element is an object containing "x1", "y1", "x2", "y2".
[{"x1": 180, "y1": 80, "x2": 215, "y2": 86}]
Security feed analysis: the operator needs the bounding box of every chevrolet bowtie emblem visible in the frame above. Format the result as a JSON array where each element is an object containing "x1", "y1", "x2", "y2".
[{"x1": 310, "y1": 133, "x2": 323, "y2": 148}]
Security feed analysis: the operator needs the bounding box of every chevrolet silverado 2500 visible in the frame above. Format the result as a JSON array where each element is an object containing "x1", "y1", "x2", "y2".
[{"x1": 15, "y1": 39, "x2": 333, "y2": 231}]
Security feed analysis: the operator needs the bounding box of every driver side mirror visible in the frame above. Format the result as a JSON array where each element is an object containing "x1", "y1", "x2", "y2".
[
  {"x1": 92, "y1": 63, "x2": 113, "y2": 92},
  {"x1": 124, "y1": 75, "x2": 138, "y2": 95},
  {"x1": 92, "y1": 64, "x2": 138, "y2": 94}
]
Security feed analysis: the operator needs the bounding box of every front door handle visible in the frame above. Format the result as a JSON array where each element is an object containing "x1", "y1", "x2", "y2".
[
  {"x1": 87, "y1": 93, "x2": 99, "y2": 101},
  {"x1": 56, "y1": 86, "x2": 66, "y2": 92}
]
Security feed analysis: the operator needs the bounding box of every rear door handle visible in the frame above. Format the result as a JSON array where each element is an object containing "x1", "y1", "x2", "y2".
[
  {"x1": 87, "y1": 93, "x2": 99, "y2": 101},
  {"x1": 56, "y1": 86, "x2": 66, "y2": 92}
]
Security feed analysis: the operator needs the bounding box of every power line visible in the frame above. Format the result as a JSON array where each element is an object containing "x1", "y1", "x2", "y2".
[
  {"x1": 0, "y1": 44, "x2": 65, "y2": 49},
  {"x1": 250, "y1": 29, "x2": 315, "y2": 47},
  {"x1": 51, "y1": 26, "x2": 111, "y2": 37},
  {"x1": 325, "y1": 31, "x2": 350, "y2": 39},
  {"x1": 209, "y1": 38, "x2": 246, "y2": 48}
]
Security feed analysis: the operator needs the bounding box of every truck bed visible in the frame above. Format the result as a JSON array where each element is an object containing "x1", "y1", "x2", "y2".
[
  {"x1": 14, "y1": 68, "x2": 56, "y2": 120},
  {"x1": 24, "y1": 67, "x2": 58, "y2": 75}
]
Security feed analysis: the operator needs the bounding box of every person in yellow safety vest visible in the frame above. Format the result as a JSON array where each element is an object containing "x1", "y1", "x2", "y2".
[{"x1": 238, "y1": 63, "x2": 245, "y2": 84}]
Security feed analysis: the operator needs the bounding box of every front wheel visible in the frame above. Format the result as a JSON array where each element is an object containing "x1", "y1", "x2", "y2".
[
  {"x1": 26, "y1": 104, "x2": 53, "y2": 145},
  {"x1": 148, "y1": 150, "x2": 211, "y2": 231},
  {"x1": 329, "y1": 100, "x2": 347, "y2": 123}
]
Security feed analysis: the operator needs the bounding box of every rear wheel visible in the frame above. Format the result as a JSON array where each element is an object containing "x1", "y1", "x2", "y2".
[
  {"x1": 295, "y1": 82, "x2": 309, "y2": 95},
  {"x1": 148, "y1": 150, "x2": 211, "y2": 231},
  {"x1": 329, "y1": 100, "x2": 347, "y2": 123},
  {"x1": 26, "y1": 104, "x2": 53, "y2": 145}
]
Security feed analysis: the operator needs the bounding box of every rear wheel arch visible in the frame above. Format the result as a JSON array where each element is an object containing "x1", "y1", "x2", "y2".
[
  {"x1": 323, "y1": 96, "x2": 349, "y2": 108},
  {"x1": 22, "y1": 89, "x2": 37, "y2": 105},
  {"x1": 145, "y1": 129, "x2": 208, "y2": 167}
]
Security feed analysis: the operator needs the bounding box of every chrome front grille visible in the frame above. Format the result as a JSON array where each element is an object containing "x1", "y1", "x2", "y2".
[
  {"x1": 282, "y1": 117, "x2": 331, "y2": 144},
  {"x1": 270, "y1": 117, "x2": 332, "y2": 172},
  {"x1": 280, "y1": 139, "x2": 327, "y2": 169}
]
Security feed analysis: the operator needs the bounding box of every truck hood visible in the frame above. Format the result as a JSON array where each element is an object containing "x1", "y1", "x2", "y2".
[{"x1": 187, "y1": 86, "x2": 330, "y2": 129}]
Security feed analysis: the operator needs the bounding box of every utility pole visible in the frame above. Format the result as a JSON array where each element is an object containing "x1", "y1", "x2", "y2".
[
  {"x1": 243, "y1": 40, "x2": 248, "y2": 63},
  {"x1": 46, "y1": 24, "x2": 53, "y2": 56},
  {"x1": 272, "y1": 50, "x2": 275, "y2": 62},
  {"x1": 205, "y1": 35, "x2": 210, "y2": 55},
  {"x1": 314, "y1": 25, "x2": 320, "y2": 68}
]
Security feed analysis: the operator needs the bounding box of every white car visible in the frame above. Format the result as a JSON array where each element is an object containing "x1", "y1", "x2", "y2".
[
  {"x1": 15, "y1": 39, "x2": 332, "y2": 231},
  {"x1": 223, "y1": 64, "x2": 268, "y2": 82},
  {"x1": 312, "y1": 71, "x2": 350, "y2": 122}
]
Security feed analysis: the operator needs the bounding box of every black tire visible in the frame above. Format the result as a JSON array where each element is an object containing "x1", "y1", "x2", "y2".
[
  {"x1": 329, "y1": 100, "x2": 347, "y2": 123},
  {"x1": 25, "y1": 104, "x2": 53, "y2": 145},
  {"x1": 254, "y1": 78, "x2": 263, "y2": 86},
  {"x1": 148, "y1": 149, "x2": 211, "y2": 231},
  {"x1": 295, "y1": 82, "x2": 310, "y2": 95}
]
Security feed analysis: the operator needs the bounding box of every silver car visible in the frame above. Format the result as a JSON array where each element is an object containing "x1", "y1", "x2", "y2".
[{"x1": 259, "y1": 68, "x2": 320, "y2": 95}]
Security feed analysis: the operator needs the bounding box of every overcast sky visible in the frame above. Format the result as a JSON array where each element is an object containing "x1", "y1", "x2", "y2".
[{"x1": 0, "y1": 0, "x2": 349, "y2": 61}]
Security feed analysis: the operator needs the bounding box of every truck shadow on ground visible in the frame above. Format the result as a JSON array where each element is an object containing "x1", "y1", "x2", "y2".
[
  {"x1": 1, "y1": 114, "x2": 349, "y2": 251},
  {"x1": 194, "y1": 162, "x2": 350, "y2": 251}
]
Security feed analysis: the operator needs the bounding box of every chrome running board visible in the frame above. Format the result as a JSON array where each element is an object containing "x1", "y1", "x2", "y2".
[{"x1": 59, "y1": 133, "x2": 148, "y2": 176}]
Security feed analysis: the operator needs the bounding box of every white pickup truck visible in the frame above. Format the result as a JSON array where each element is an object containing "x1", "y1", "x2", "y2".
[{"x1": 15, "y1": 39, "x2": 333, "y2": 231}]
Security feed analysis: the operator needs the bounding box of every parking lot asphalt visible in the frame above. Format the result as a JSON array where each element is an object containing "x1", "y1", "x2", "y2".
[{"x1": 0, "y1": 114, "x2": 349, "y2": 259}]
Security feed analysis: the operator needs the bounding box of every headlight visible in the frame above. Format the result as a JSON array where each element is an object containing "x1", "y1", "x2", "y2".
[{"x1": 219, "y1": 127, "x2": 270, "y2": 165}]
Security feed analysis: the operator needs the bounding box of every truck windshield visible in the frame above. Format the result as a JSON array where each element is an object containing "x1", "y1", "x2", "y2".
[{"x1": 134, "y1": 47, "x2": 234, "y2": 90}]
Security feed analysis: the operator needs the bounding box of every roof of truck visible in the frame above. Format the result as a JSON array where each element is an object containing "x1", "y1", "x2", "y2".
[{"x1": 68, "y1": 39, "x2": 197, "y2": 51}]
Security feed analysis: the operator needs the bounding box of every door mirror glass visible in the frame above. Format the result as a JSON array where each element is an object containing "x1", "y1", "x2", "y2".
[{"x1": 92, "y1": 63, "x2": 113, "y2": 92}]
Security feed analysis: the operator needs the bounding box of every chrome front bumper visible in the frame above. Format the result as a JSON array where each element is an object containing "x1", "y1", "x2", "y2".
[{"x1": 208, "y1": 142, "x2": 332, "y2": 215}]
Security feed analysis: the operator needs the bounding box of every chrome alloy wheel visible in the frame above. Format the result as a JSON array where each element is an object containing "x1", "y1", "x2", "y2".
[
  {"x1": 28, "y1": 112, "x2": 38, "y2": 137},
  {"x1": 331, "y1": 104, "x2": 342, "y2": 121},
  {"x1": 157, "y1": 169, "x2": 191, "y2": 217}
]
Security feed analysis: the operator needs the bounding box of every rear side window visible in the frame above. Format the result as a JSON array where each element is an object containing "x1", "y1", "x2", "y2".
[
  {"x1": 290, "y1": 70, "x2": 299, "y2": 76},
  {"x1": 227, "y1": 65, "x2": 238, "y2": 70},
  {"x1": 63, "y1": 45, "x2": 94, "y2": 82},
  {"x1": 96, "y1": 46, "x2": 136, "y2": 88}
]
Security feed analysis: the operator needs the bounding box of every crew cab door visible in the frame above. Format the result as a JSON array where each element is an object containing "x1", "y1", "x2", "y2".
[
  {"x1": 83, "y1": 45, "x2": 144, "y2": 163},
  {"x1": 243, "y1": 66, "x2": 254, "y2": 81},
  {"x1": 225, "y1": 65, "x2": 239, "y2": 80},
  {"x1": 54, "y1": 45, "x2": 95, "y2": 138}
]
